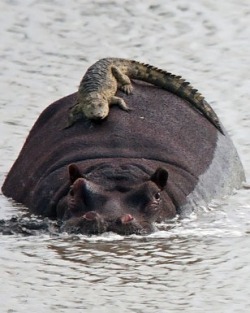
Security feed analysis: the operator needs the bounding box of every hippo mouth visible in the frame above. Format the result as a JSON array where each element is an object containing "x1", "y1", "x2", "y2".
[
  {"x1": 107, "y1": 214, "x2": 156, "y2": 235},
  {"x1": 60, "y1": 211, "x2": 108, "y2": 235},
  {"x1": 60, "y1": 211, "x2": 155, "y2": 236}
]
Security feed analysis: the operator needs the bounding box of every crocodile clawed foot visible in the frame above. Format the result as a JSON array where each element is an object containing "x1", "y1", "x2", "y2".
[{"x1": 120, "y1": 84, "x2": 133, "y2": 95}]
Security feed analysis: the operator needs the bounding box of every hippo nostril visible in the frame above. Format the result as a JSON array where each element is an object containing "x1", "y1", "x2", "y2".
[
  {"x1": 83, "y1": 211, "x2": 98, "y2": 221},
  {"x1": 119, "y1": 214, "x2": 134, "y2": 225}
]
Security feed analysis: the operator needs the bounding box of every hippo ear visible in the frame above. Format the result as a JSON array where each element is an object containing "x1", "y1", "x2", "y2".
[
  {"x1": 68, "y1": 164, "x2": 83, "y2": 184},
  {"x1": 150, "y1": 168, "x2": 168, "y2": 190}
]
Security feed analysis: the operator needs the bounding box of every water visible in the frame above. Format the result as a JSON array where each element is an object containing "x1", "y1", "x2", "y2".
[{"x1": 1, "y1": 0, "x2": 250, "y2": 312}]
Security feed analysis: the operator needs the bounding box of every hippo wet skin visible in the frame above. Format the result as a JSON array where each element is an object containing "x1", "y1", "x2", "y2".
[{"x1": 2, "y1": 81, "x2": 245, "y2": 235}]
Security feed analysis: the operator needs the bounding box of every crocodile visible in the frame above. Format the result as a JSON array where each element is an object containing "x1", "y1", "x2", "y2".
[{"x1": 66, "y1": 57, "x2": 223, "y2": 134}]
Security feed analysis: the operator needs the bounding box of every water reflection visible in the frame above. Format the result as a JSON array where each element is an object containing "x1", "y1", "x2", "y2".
[
  {"x1": 3, "y1": 232, "x2": 245, "y2": 312},
  {"x1": 0, "y1": 212, "x2": 249, "y2": 312}
]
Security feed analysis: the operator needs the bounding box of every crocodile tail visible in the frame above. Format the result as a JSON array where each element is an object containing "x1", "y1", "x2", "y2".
[{"x1": 129, "y1": 60, "x2": 224, "y2": 135}]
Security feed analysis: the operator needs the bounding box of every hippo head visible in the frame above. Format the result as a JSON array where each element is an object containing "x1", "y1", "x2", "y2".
[{"x1": 58, "y1": 163, "x2": 169, "y2": 235}]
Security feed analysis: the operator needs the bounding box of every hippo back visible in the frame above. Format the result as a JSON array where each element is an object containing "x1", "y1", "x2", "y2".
[{"x1": 2, "y1": 81, "x2": 245, "y2": 217}]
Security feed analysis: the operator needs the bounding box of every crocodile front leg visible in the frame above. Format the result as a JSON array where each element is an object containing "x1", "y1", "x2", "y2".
[
  {"x1": 65, "y1": 102, "x2": 84, "y2": 128},
  {"x1": 110, "y1": 96, "x2": 131, "y2": 112}
]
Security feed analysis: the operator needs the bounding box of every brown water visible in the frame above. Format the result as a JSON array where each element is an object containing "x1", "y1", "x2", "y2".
[{"x1": 1, "y1": 1, "x2": 250, "y2": 312}]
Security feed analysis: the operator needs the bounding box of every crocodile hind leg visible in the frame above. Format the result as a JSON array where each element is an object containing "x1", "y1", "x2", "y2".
[{"x1": 111, "y1": 66, "x2": 133, "y2": 94}]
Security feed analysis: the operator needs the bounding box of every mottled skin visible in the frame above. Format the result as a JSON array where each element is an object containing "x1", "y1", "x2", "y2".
[
  {"x1": 67, "y1": 58, "x2": 223, "y2": 134},
  {"x1": 2, "y1": 81, "x2": 244, "y2": 235}
]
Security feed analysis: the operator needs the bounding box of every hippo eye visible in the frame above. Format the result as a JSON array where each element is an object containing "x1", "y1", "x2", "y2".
[
  {"x1": 154, "y1": 192, "x2": 161, "y2": 200},
  {"x1": 69, "y1": 188, "x2": 74, "y2": 196}
]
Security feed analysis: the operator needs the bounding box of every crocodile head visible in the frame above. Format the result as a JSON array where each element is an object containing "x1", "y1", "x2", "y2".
[{"x1": 80, "y1": 93, "x2": 110, "y2": 120}]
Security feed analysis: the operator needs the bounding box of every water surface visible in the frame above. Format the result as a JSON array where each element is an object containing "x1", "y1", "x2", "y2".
[{"x1": 1, "y1": 1, "x2": 250, "y2": 312}]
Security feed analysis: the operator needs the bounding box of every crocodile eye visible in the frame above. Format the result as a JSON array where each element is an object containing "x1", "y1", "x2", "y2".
[{"x1": 154, "y1": 192, "x2": 161, "y2": 200}]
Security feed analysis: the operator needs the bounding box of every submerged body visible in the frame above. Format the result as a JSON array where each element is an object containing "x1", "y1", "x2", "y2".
[
  {"x1": 2, "y1": 81, "x2": 245, "y2": 235},
  {"x1": 68, "y1": 58, "x2": 223, "y2": 134}
]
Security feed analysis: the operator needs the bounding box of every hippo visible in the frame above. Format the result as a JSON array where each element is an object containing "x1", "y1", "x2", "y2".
[{"x1": 1, "y1": 80, "x2": 245, "y2": 235}]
